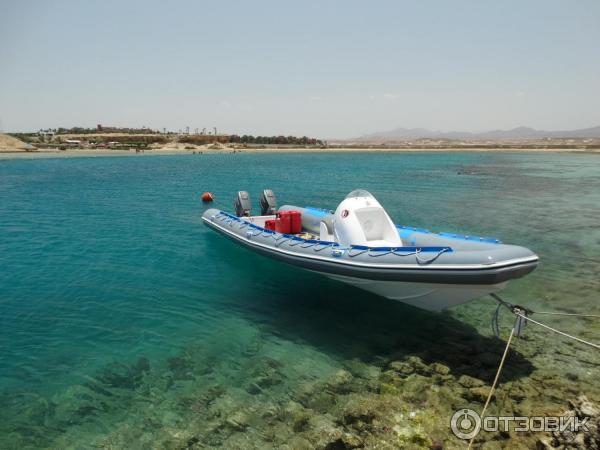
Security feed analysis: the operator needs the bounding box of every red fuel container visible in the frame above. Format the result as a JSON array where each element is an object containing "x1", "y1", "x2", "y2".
[
  {"x1": 274, "y1": 218, "x2": 288, "y2": 233},
  {"x1": 264, "y1": 219, "x2": 277, "y2": 231},
  {"x1": 288, "y1": 210, "x2": 302, "y2": 234},
  {"x1": 277, "y1": 211, "x2": 292, "y2": 234}
]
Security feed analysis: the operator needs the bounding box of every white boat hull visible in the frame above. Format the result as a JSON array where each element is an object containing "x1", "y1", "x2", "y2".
[
  {"x1": 322, "y1": 273, "x2": 507, "y2": 311},
  {"x1": 203, "y1": 203, "x2": 538, "y2": 311}
]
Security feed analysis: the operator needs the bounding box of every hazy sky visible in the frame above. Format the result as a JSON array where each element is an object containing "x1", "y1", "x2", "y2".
[{"x1": 1, "y1": 0, "x2": 599, "y2": 137}]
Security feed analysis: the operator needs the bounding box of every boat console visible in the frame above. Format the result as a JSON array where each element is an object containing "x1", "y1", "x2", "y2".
[{"x1": 333, "y1": 190, "x2": 403, "y2": 248}]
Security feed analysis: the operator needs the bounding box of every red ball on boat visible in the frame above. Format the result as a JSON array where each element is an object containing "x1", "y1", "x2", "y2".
[{"x1": 201, "y1": 192, "x2": 214, "y2": 202}]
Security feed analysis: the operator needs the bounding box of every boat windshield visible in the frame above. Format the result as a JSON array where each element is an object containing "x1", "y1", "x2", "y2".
[{"x1": 345, "y1": 189, "x2": 374, "y2": 199}]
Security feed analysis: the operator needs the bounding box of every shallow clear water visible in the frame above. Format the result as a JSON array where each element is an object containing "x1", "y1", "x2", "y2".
[{"x1": 0, "y1": 152, "x2": 598, "y2": 448}]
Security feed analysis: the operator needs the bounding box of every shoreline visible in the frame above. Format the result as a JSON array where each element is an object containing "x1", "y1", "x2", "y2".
[{"x1": 1, "y1": 146, "x2": 599, "y2": 160}]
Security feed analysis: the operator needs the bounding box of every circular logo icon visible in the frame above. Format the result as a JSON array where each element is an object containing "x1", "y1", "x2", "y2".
[
  {"x1": 341, "y1": 209, "x2": 349, "y2": 218},
  {"x1": 450, "y1": 409, "x2": 481, "y2": 440}
]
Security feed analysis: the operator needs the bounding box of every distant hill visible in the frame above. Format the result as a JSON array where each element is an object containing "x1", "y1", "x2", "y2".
[
  {"x1": 0, "y1": 133, "x2": 31, "y2": 151},
  {"x1": 359, "y1": 125, "x2": 600, "y2": 140}
]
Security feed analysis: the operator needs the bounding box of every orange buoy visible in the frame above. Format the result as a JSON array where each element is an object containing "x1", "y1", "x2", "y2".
[{"x1": 201, "y1": 192, "x2": 214, "y2": 202}]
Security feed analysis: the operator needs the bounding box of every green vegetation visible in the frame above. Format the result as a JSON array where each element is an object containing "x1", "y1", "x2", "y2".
[
  {"x1": 9, "y1": 129, "x2": 326, "y2": 149},
  {"x1": 179, "y1": 134, "x2": 325, "y2": 146},
  {"x1": 229, "y1": 135, "x2": 324, "y2": 145},
  {"x1": 178, "y1": 135, "x2": 229, "y2": 145},
  {"x1": 9, "y1": 133, "x2": 38, "y2": 143}
]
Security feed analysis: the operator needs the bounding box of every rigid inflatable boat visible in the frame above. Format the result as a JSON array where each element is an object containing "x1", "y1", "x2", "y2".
[{"x1": 202, "y1": 189, "x2": 538, "y2": 311}]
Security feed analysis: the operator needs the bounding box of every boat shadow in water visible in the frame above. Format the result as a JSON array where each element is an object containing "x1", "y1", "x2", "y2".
[{"x1": 219, "y1": 243, "x2": 535, "y2": 383}]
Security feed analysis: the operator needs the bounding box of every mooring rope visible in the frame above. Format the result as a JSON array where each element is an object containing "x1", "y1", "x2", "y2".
[
  {"x1": 490, "y1": 293, "x2": 600, "y2": 349},
  {"x1": 467, "y1": 325, "x2": 516, "y2": 450},
  {"x1": 490, "y1": 293, "x2": 600, "y2": 320},
  {"x1": 490, "y1": 293, "x2": 534, "y2": 337},
  {"x1": 471, "y1": 294, "x2": 600, "y2": 448},
  {"x1": 529, "y1": 311, "x2": 600, "y2": 318},
  {"x1": 491, "y1": 302, "x2": 502, "y2": 337},
  {"x1": 514, "y1": 311, "x2": 600, "y2": 350}
]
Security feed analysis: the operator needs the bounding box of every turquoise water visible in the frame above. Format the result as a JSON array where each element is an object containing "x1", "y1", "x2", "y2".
[{"x1": 0, "y1": 152, "x2": 599, "y2": 449}]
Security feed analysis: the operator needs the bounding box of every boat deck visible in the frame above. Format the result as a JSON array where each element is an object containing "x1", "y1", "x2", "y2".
[{"x1": 243, "y1": 215, "x2": 318, "y2": 240}]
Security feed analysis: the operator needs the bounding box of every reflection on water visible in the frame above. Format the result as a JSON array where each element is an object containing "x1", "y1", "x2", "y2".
[{"x1": 0, "y1": 152, "x2": 598, "y2": 448}]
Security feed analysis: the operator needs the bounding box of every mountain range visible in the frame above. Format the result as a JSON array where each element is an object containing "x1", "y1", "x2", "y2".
[{"x1": 359, "y1": 125, "x2": 600, "y2": 140}]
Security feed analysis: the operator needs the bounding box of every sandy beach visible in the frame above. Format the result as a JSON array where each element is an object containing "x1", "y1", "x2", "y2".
[
  {"x1": 2, "y1": 146, "x2": 600, "y2": 160},
  {"x1": 3, "y1": 131, "x2": 598, "y2": 159}
]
